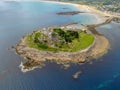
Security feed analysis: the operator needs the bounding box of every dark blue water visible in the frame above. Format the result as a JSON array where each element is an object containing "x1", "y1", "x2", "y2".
[{"x1": 0, "y1": 1, "x2": 120, "y2": 90}]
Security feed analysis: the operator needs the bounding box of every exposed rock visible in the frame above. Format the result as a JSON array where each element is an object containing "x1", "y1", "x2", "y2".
[
  {"x1": 56, "y1": 11, "x2": 84, "y2": 15},
  {"x1": 112, "y1": 17, "x2": 120, "y2": 23}
]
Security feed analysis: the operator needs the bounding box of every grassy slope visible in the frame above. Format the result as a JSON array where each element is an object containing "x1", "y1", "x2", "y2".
[
  {"x1": 26, "y1": 31, "x2": 94, "y2": 52},
  {"x1": 72, "y1": 32, "x2": 94, "y2": 51}
]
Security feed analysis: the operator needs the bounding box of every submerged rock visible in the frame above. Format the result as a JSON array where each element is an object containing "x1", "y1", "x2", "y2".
[{"x1": 73, "y1": 71, "x2": 82, "y2": 79}]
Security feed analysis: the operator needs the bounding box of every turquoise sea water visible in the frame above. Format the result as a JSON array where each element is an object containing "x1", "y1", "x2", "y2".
[{"x1": 0, "y1": 1, "x2": 120, "y2": 90}]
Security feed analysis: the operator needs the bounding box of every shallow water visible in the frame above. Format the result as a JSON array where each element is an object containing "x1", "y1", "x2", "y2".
[{"x1": 0, "y1": 1, "x2": 120, "y2": 90}]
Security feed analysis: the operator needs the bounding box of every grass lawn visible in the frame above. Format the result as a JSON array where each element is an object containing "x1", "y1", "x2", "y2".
[
  {"x1": 72, "y1": 32, "x2": 94, "y2": 51},
  {"x1": 26, "y1": 30, "x2": 94, "y2": 52}
]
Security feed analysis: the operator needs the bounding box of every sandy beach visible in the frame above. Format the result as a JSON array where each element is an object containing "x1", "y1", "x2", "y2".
[{"x1": 16, "y1": 0, "x2": 119, "y2": 18}]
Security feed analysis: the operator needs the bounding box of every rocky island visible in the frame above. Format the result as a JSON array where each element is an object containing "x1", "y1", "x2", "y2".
[{"x1": 16, "y1": 20, "x2": 110, "y2": 72}]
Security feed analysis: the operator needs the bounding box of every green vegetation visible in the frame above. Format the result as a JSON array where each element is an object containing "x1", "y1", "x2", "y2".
[
  {"x1": 53, "y1": 28, "x2": 79, "y2": 43},
  {"x1": 26, "y1": 28, "x2": 94, "y2": 52}
]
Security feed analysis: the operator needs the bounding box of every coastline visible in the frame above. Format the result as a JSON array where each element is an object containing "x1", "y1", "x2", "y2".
[
  {"x1": 40, "y1": 0, "x2": 119, "y2": 18},
  {"x1": 39, "y1": 1, "x2": 120, "y2": 23},
  {"x1": 40, "y1": 0, "x2": 120, "y2": 23}
]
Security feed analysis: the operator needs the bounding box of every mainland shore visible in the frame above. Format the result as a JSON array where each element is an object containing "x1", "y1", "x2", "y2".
[
  {"x1": 41, "y1": 1, "x2": 120, "y2": 23},
  {"x1": 41, "y1": 0, "x2": 120, "y2": 18}
]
